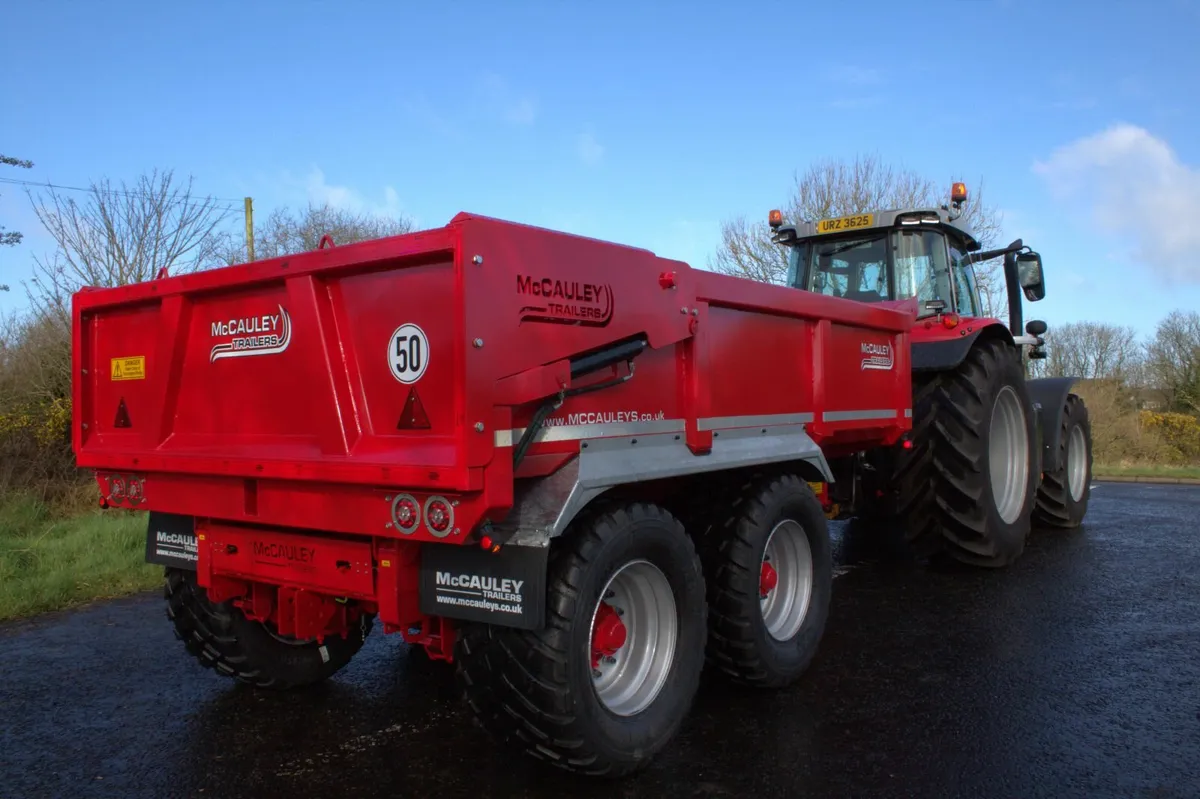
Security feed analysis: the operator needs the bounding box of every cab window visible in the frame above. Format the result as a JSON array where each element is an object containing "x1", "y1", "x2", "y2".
[
  {"x1": 802, "y1": 234, "x2": 891, "y2": 301},
  {"x1": 892, "y1": 229, "x2": 953, "y2": 314},
  {"x1": 948, "y1": 244, "x2": 980, "y2": 316}
]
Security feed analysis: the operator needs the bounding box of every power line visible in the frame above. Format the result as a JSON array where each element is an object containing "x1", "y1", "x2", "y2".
[{"x1": 0, "y1": 176, "x2": 245, "y2": 205}]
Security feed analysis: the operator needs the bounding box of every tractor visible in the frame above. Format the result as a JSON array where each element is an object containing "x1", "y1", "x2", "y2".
[{"x1": 768, "y1": 183, "x2": 1093, "y2": 567}]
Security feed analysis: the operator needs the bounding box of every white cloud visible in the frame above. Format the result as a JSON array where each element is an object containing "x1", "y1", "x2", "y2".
[
  {"x1": 1033, "y1": 124, "x2": 1200, "y2": 283},
  {"x1": 302, "y1": 167, "x2": 409, "y2": 220},
  {"x1": 577, "y1": 133, "x2": 604, "y2": 165},
  {"x1": 481, "y1": 73, "x2": 537, "y2": 126}
]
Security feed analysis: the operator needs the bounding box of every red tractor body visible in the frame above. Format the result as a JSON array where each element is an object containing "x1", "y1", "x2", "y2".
[{"x1": 770, "y1": 184, "x2": 1092, "y2": 565}]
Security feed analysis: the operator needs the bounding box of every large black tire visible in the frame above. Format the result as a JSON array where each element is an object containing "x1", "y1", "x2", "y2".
[
  {"x1": 1032, "y1": 393, "x2": 1093, "y2": 528},
  {"x1": 454, "y1": 502, "x2": 707, "y2": 778},
  {"x1": 165, "y1": 568, "x2": 374, "y2": 689},
  {"x1": 701, "y1": 473, "x2": 832, "y2": 688},
  {"x1": 893, "y1": 336, "x2": 1040, "y2": 568}
]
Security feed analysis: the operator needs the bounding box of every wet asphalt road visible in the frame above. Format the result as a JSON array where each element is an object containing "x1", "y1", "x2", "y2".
[{"x1": 2, "y1": 482, "x2": 1199, "y2": 799}]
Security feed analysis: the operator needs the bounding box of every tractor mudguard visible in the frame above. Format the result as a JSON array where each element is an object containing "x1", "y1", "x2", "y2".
[
  {"x1": 911, "y1": 330, "x2": 984, "y2": 372},
  {"x1": 1026, "y1": 377, "x2": 1079, "y2": 473}
]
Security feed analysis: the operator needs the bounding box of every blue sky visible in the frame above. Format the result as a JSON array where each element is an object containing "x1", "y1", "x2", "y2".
[{"x1": 3, "y1": 0, "x2": 1199, "y2": 338}]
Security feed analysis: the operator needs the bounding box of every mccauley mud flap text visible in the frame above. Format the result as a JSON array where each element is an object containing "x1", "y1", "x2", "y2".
[{"x1": 418, "y1": 542, "x2": 548, "y2": 631}]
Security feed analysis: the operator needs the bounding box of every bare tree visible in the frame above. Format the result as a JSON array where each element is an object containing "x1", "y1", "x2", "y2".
[
  {"x1": 220, "y1": 202, "x2": 415, "y2": 265},
  {"x1": 710, "y1": 153, "x2": 1007, "y2": 316},
  {"x1": 1039, "y1": 321, "x2": 1145, "y2": 384},
  {"x1": 25, "y1": 169, "x2": 233, "y2": 323},
  {"x1": 1145, "y1": 310, "x2": 1200, "y2": 413},
  {"x1": 1, "y1": 153, "x2": 35, "y2": 292}
]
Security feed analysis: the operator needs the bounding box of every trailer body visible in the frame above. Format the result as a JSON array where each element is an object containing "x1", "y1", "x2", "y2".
[{"x1": 72, "y1": 212, "x2": 913, "y2": 775}]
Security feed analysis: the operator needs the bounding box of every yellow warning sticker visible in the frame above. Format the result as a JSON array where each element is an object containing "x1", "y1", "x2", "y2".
[{"x1": 111, "y1": 356, "x2": 146, "y2": 381}]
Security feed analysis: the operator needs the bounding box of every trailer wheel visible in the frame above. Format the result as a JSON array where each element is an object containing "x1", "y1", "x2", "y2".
[
  {"x1": 894, "y1": 336, "x2": 1039, "y2": 567},
  {"x1": 1032, "y1": 393, "x2": 1092, "y2": 529},
  {"x1": 164, "y1": 568, "x2": 373, "y2": 689},
  {"x1": 701, "y1": 473, "x2": 832, "y2": 687},
  {"x1": 455, "y1": 502, "x2": 706, "y2": 778}
]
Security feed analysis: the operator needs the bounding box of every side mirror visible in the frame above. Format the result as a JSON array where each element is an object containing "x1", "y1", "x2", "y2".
[{"x1": 1016, "y1": 252, "x2": 1046, "y2": 302}]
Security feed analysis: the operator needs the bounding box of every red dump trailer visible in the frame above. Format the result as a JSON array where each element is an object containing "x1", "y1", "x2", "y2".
[{"x1": 72, "y1": 213, "x2": 914, "y2": 777}]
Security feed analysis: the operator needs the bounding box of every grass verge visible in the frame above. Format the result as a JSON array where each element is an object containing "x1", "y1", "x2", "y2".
[
  {"x1": 0, "y1": 493, "x2": 160, "y2": 623},
  {"x1": 1092, "y1": 464, "x2": 1200, "y2": 480}
]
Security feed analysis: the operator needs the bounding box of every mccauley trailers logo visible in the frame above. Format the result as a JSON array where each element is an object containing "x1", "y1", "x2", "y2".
[
  {"x1": 516, "y1": 274, "x2": 613, "y2": 326},
  {"x1": 209, "y1": 305, "x2": 293, "y2": 362},
  {"x1": 860, "y1": 341, "x2": 894, "y2": 371}
]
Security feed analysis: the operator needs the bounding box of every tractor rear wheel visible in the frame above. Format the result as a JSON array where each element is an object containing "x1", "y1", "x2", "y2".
[
  {"x1": 894, "y1": 336, "x2": 1040, "y2": 567},
  {"x1": 164, "y1": 569, "x2": 374, "y2": 689},
  {"x1": 1032, "y1": 393, "x2": 1093, "y2": 528},
  {"x1": 455, "y1": 502, "x2": 707, "y2": 778}
]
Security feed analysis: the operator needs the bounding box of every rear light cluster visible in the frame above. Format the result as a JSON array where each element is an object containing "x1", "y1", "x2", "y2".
[
  {"x1": 102, "y1": 473, "x2": 145, "y2": 507},
  {"x1": 389, "y1": 493, "x2": 457, "y2": 538}
]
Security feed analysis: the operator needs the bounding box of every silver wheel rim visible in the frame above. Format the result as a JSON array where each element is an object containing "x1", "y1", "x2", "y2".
[
  {"x1": 759, "y1": 520, "x2": 813, "y2": 641},
  {"x1": 589, "y1": 560, "x2": 677, "y2": 717},
  {"x1": 989, "y1": 385, "x2": 1031, "y2": 524},
  {"x1": 1067, "y1": 424, "x2": 1088, "y2": 501}
]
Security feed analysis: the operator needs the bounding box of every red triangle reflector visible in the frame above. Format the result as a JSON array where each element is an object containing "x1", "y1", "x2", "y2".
[
  {"x1": 397, "y1": 387, "x2": 430, "y2": 430},
  {"x1": 114, "y1": 397, "x2": 132, "y2": 428}
]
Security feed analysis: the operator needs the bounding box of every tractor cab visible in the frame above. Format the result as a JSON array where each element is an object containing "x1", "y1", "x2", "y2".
[{"x1": 769, "y1": 183, "x2": 1045, "y2": 329}]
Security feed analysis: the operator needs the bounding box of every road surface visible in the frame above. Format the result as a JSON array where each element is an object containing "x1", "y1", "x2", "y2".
[{"x1": 2, "y1": 482, "x2": 1199, "y2": 798}]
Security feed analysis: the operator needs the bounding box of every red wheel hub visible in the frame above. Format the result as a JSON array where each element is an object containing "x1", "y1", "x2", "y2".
[
  {"x1": 760, "y1": 561, "x2": 778, "y2": 598},
  {"x1": 590, "y1": 602, "x2": 628, "y2": 668}
]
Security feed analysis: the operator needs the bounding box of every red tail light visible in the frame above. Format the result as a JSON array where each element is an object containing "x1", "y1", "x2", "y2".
[
  {"x1": 391, "y1": 494, "x2": 420, "y2": 535},
  {"x1": 425, "y1": 497, "x2": 454, "y2": 538}
]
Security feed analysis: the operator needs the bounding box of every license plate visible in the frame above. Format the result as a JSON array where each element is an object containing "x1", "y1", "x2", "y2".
[{"x1": 815, "y1": 213, "x2": 874, "y2": 234}]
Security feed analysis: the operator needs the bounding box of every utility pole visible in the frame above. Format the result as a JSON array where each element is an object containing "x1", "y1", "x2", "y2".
[{"x1": 244, "y1": 197, "x2": 255, "y2": 262}]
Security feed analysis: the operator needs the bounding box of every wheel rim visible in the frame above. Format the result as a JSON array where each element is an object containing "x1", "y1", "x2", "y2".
[
  {"x1": 589, "y1": 559, "x2": 677, "y2": 717},
  {"x1": 988, "y1": 385, "x2": 1030, "y2": 525},
  {"x1": 758, "y1": 519, "x2": 813, "y2": 641},
  {"x1": 1067, "y1": 424, "x2": 1088, "y2": 501}
]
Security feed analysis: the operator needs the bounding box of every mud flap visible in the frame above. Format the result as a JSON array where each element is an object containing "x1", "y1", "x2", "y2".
[
  {"x1": 418, "y1": 542, "x2": 548, "y2": 631},
  {"x1": 145, "y1": 512, "x2": 198, "y2": 570}
]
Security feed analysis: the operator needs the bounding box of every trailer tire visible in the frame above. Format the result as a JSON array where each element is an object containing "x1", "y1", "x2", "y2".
[
  {"x1": 164, "y1": 568, "x2": 373, "y2": 690},
  {"x1": 894, "y1": 336, "x2": 1039, "y2": 568},
  {"x1": 1032, "y1": 393, "x2": 1092, "y2": 529},
  {"x1": 701, "y1": 473, "x2": 832, "y2": 688},
  {"x1": 455, "y1": 502, "x2": 706, "y2": 778}
]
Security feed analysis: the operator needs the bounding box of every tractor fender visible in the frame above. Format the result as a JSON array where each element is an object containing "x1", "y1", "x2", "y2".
[
  {"x1": 1025, "y1": 377, "x2": 1079, "y2": 473},
  {"x1": 911, "y1": 322, "x2": 1011, "y2": 373}
]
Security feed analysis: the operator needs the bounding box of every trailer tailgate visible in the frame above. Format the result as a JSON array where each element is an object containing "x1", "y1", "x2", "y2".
[{"x1": 72, "y1": 228, "x2": 471, "y2": 489}]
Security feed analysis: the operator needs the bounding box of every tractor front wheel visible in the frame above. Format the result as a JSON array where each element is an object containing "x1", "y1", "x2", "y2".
[
  {"x1": 1033, "y1": 393, "x2": 1093, "y2": 528},
  {"x1": 895, "y1": 336, "x2": 1040, "y2": 568}
]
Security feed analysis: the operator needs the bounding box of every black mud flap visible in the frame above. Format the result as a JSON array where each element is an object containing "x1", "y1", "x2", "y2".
[
  {"x1": 418, "y1": 542, "x2": 548, "y2": 631},
  {"x1": 145, "y1": 512, "x2": 198, "y2": 570}
]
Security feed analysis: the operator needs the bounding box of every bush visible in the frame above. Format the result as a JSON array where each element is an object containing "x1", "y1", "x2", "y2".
[
  {"x1": 0, "y1": 310, "x2": 79, "y2": 506},
  {"x1": 1140, "y1": 411, "x2": 1200, "y2": 463}
]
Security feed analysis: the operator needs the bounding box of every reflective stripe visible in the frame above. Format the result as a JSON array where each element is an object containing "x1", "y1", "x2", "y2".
[
  {"x1": 905, "y1": 408, "x2": 913, "y2": 418},
  {"x1": 494, "y1": 418, "x2": 685, "y2": 448},
  {"x1": 698, "y1": 412, "x2": 814, "y2": 431},
  {"x1": 821, "y1": 409, "x2": 900, "y2": 422},
  {"x1": 494, "y1": 409, "x2": 901, "y2": 447}
]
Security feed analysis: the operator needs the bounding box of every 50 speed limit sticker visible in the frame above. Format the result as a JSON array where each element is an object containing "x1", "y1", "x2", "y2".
[{"x1": 388, "y1": 323, "x2": 429, "y2": 384}]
